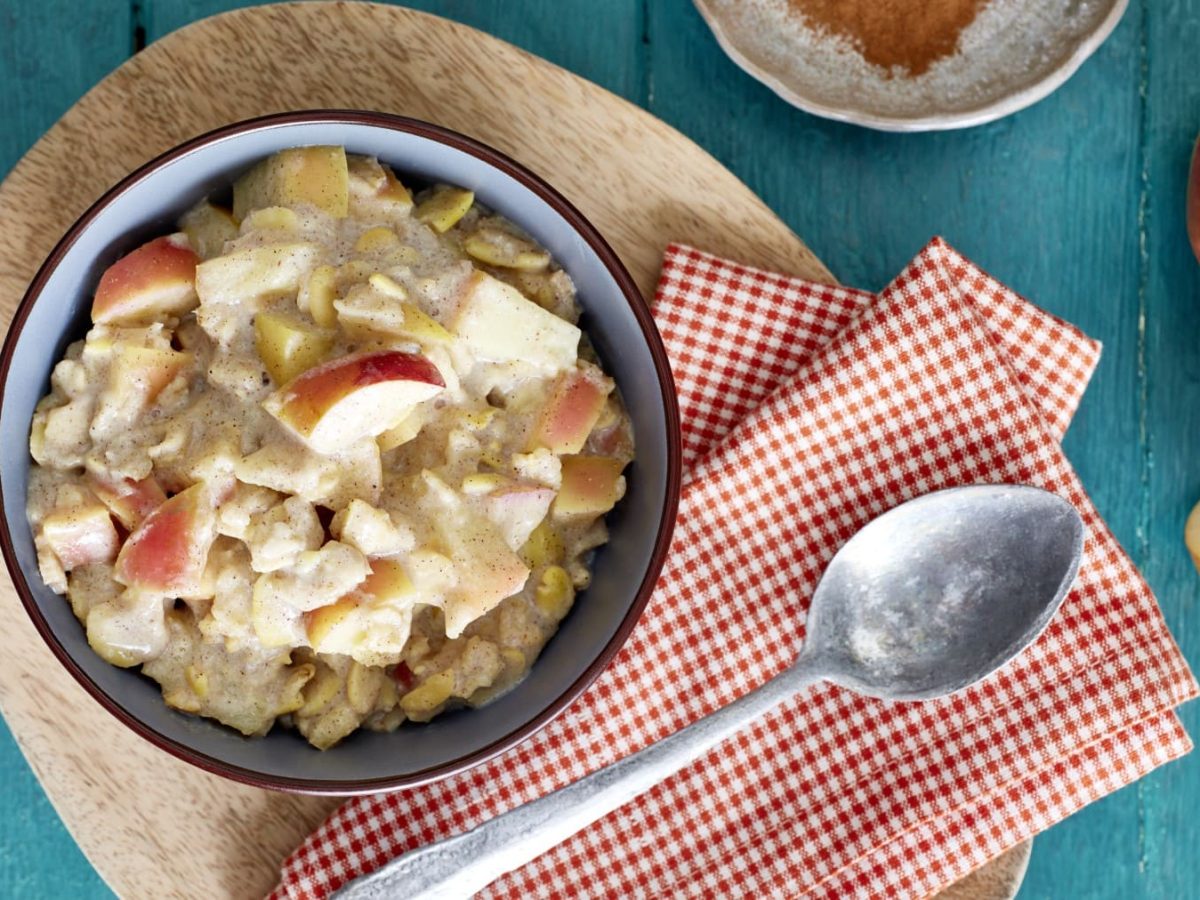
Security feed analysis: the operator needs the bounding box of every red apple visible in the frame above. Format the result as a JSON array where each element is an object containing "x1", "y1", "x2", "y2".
[
  {"x1": 529, "y1": 366, "x2": 612, "y2": 454},
  {"x1": 86, "y1": 470, "x2": 167, "y2": 530},
  {"x1": 91, "y1": 234, "x2": 200, "y2": 325},
  {"x1": 264, "y1": 349, "x2": 444, "y2": 453},
  {"x1": 114, "y1": 482, "x2": 217, "y2": 596}
]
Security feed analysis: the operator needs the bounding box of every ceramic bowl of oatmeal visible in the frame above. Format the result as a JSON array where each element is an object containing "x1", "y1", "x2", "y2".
[{"x1": 0, "y1": 111, "x2": 680, "y2": 793}]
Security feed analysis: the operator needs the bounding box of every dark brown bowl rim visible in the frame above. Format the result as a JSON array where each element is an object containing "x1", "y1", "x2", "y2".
[{"x1": 0, "y1": 109, "x2": 682, "y2": 796}]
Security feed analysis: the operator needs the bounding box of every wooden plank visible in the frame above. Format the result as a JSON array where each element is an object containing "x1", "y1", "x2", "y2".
[
  {"x1": 647, "y1": 1, "x2": 1153, "y2": 897},
  {"x1": 0, "y1": 3, "x2": 129, "y2": 897},
  {"x1": 146, "y1": 0, "x2": 647, "y2": 103},
  {"x1": 0, "y1": 0, "x2": 130, "y2": 173},
  {"x1": 1139, "y1": 0, "x2": 1200, "y2": 898}
]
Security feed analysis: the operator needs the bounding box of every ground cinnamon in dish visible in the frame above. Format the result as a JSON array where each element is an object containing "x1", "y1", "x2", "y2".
[{"x1": 788, "y1": 0, "x2": 990, "y2": 77}]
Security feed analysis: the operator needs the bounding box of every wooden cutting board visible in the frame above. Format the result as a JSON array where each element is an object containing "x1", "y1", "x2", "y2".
[{"x1": 0, "y1": 3, "x2": 1029, "y2": 896}]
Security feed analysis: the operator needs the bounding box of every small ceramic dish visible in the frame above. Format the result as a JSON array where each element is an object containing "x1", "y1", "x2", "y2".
[
  {"x1": 693, "y1": 0, "x2": 1129, "y2": 131},
  {"x1": 0, "y1": 110, "x2": 681, "y2": 795}
]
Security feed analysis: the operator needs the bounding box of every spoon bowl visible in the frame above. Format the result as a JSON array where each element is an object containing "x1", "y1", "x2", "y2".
[{"x1": 805, "y1": 484, "x2": 1085, "y2": 700}]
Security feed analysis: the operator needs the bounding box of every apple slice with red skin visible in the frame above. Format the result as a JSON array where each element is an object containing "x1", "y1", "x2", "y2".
[
  {"x1": 114, "y1": 482, "x2": 217, "y2": 596},
  {"x1": 41, "y1": 503, "x2": 120, "y2": 570},
  {"x1": 264, "y1": 350, "x2": 444, "y2": 454},
  {"x1": 91, "y1": 234, "x2": 199, "y2": 325},
  {"x1": 529, "y1": 366, "x2": 612, "y2": 454},
  {"x1": 86, "y1": 470, "x2": 167, "y2": 530}
]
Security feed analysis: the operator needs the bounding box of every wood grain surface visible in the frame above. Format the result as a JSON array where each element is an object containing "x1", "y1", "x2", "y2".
[{"x1": 0, "y1": 3, "x2": 1038, "y2": 898}]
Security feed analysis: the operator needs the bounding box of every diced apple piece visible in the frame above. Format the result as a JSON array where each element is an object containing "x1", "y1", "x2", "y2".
[
  {"x1": 303, "y1": 594, "x2": 360, "y2": 652},
  {"x1": 414, "y1": 186, "x2": 474, "y2": 233},
  {"x1": 254, "y1": 311, "x2": 334, "y2": 386},
  {"x1": 91, "y1": 234, "x2": 200, "y2": 325},
  {"x1": 303, "y1": 556, "x2": 416, "y2": 654},
  {"x1": 335, "y1": 281, "x2": 452, "y2": 345},
  {"x1": 368, "y1": 273, "x2": 407, "y2": 300},
  {"x1": 451, "y1": 272, "x2": 579, "y2": 372},
  {"x1": 232, "y1": 146, "x2": 349, "y2": 221},
  {"x1": 519, "y1": 520, "x2": 565, "y2": 568},
  {"x1": 240, "y1": 206, "x2": 301, "y2": 235},
  {"x1": 86, "y1": 469, "x2": 167, "y2": 529},
  {"x1": 463, "y1": 226, "x2": 550, "y2": 272},
  {"x1": 330, "y1": 499, "x2": 414, "y2": 556},
  {"x1": 263, "y1": 349, "x2": 444, "y2": 454},
  {"x1": 215, "y1": 482, "x2": 280, "y2": 540},
  {"x1": 235, "y1": 442, "x2": 337, "y2": 504},
  {"x1": 333, "y1": 284, "x2": 405, "y2": 338},
  {"x1": 86, "y1": 593, "x2": 168, "y2": 667},
  {"x1": 377, "y1": 406, "x2": 428, "y2": 450},
  {"x1": 114, "y1": 482, "x2": 218, "y2": 596},
  {"x1": 251, "y1": 582, "x2": 304, "y2": 649},
  {"x1": 485, "y1": 486, "x2": 555, "y2": 551},
  {"x1": 420, "y1": 472, "x2": 530, "y2": 638},
  {"x1": 529, "y1": 365, "x2": 613, "y2": 454},
  {"x1": 299, "y1": 264, "x2": 339, "y2": 328},
  {"x1": 180, "y1": 201, "x2": 238, "y2": 259},
  {"x1": 397, "y1": 303, "x2": 452, "y2": 344},
  {"x1": 347, "y1": 155, "x2": 413, "y2": 218},
  {"x1": 554, "y1": 456, "x2": 625, "y2": 517},
  {"x1": 534, "y1": 565, "x2": 575, "y2": 621},
  {"x1": 443, "y1": 529, "x2": 528, "y2": 638},
  {"x1": 40, "y1": 503, "x2": 120, "y2": 571},
  {"x1": 111, "y1": 344, "x2": 191, "y2": 404},
  {"x1": 243, "y1": 496, "x2": 323, "y2": 573},
  {"x1": 90, "y1": 345, "x2": 192, "y2": 441},
  {"x1": 399, "y1": 669, "x2": 455, "y2": 720},
  {"x1": 195, "y1": 242, "x2": 323, "y2": 303},
  {"x1": 461, "y1": 473, "x2": 509, "y2": 495},
  {"x1": 36, "y1": 398, "x2": 92, "y2": 469},
  {"x1": 307, "y1": 559, "x2": 425, "y2": 665},
  {"x1": 378, "y1": 166, "x2": 413, "y2": 208},
  {"x1": 359, "y1": 557, "x2": 414, "y2": 603},
  {"x1": 512, "y1": 447, "x2": 562, "y2": 488},
  {"x1": 254, "y1": 541, "x2": 371, "y2": 615},
  {"x1": 354, "y1": 226, "x2": 403, "y2": 256}
]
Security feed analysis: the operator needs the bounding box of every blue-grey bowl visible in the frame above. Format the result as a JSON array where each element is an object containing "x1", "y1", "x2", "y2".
[{"x1": 0, "y1": 110, "x2": 681, "y2": 795}]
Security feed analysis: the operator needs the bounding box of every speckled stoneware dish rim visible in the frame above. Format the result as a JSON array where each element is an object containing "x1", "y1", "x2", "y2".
[
  {"x1": 692, "y1": 0, "x2": 1130, "y2": 132},
  {"x1": 0, "y1": 110, "x2": 682, "y2": 795}
]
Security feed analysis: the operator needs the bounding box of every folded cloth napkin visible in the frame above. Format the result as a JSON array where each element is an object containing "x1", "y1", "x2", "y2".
[{"x1": 273, "y1": 238, "x2": 1197, "y2": 899}]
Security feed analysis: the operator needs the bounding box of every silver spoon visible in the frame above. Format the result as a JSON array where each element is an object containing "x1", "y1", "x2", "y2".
[{"x1": 335, "y1": 484, "x2": 1084, "y2": 900}]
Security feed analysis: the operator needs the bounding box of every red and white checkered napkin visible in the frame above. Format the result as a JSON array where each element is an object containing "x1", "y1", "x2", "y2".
[{"x1": 274, "y1": 238, "x2": 1197, "y2": 899}]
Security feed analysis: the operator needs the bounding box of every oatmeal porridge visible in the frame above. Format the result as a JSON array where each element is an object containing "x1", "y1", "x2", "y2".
[{"x1": 25, "y1": 146, "x2": 634, "y2": 749}]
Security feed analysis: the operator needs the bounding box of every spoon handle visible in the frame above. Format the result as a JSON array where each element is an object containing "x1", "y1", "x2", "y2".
[{"x1": 333, "y1": 656, "x2": 825, "y2": 900}]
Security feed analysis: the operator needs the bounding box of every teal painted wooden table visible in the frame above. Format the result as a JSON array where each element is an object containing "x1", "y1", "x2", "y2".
[{"x1": 1, "y1": 1, "x2": 1197, "y2": 896}]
